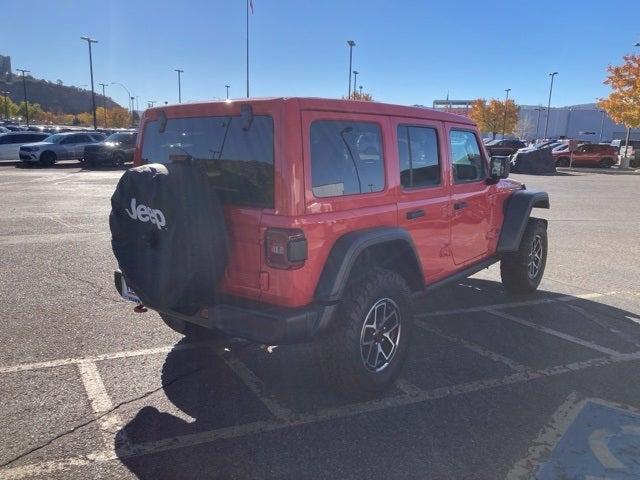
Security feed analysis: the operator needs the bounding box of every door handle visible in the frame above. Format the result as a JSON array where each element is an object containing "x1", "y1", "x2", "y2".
[
  {"x1": 406, "y1": 209, "x2": 426, "y2": 220},
  {"x1": 453, "y1": 202, "x2": 468, "y2": 210}
]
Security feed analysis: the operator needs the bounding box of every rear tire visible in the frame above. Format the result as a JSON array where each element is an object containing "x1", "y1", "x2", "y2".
[
  {"x1": 598, "y1": 158, "x2": 614, "y2": 168},
  {"x1": 556, "y1": 157, "x2": 570, "y2": 167},
  {"x1": 500, "y1": 218, "x2": 548, "y2": 294},
  {"x1": 40, "y1": 151, "x2": 56, "y2": 167},
  {"x1": 318, "y1": 268, "x2": 413, "y2": 400}
]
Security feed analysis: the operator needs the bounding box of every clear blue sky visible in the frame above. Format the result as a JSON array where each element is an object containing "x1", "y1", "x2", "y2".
[{"x1": 3, "y1": 0, "x2": 639, "y2": 109}]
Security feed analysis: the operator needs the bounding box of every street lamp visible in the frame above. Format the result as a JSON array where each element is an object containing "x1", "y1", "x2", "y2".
[
  {"x1": 534, "y1": 106, "x2": 543, "y2": 140},
  {"x1": 80, "y1": 36, "x2": 99, "y2": 130},
  {"x1": 352, "y1": 70, "x2": 359, "y2": 97},
  {"x1": 174, "y1": 69, "x2": 184, "y2": 103},
  {"x1": 502, "y1": 88, "x2": 511, "y2": 139},
  {"x1": 359, "y1": 85, "x2": 363, "y2": 95},
  {"x1": 599, "y1": 109, "x2": 606, "y2": 143},
  {"x1": 147, "y1": 100, "x2": 157, "y2": 108},
  {"x1": 544, "y1": 72, "x2": 558, "y2": 139},
  {"x1": 347, "y1": 40, "x2": 356, "y2": 99},
  {"x1": 225, "y1": 85, "x2": 230, "y2": 100},
  {"x1": 16, "y1": 69, "x2": 30, "y2": 126},
  {"x1": 98, "y1": 83, "x2": 108, "y2": 127},
  {"x1": 111, "y1": 82, "x2": 133, "y2": 126}
]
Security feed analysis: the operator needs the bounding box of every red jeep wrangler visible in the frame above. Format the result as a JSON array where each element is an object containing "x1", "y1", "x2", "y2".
[{"x1": 110, "y1": 98, "x2": 549, "y2": 398}]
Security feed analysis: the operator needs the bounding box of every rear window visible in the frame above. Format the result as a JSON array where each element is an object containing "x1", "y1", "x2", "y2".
[
  {"x1": 141, "y1": 115, "x2": 274, "y2": 208},
  {"x1": 310, "y1": 120, "x2": 384, "y2": 197}
]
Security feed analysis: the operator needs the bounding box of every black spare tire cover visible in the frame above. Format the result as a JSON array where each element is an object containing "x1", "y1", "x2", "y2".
[{"x1": 110, "y1": 162, "x2": 228, "y2": 313}]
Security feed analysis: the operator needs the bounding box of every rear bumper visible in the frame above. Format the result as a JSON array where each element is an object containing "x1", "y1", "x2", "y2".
[{"x1": 114, "y1": 269, "x2": 336, "y2": 344}]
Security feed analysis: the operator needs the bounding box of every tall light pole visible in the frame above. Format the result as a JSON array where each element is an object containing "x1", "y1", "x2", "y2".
[
  {"x1": 599, "y1": 108, "x2": 606, "y2": 142},
  {"x1": 544, "y1": 71, "x2": 558, "y2": 139},
  {"x1": 225, "y1": 85, "x2": 230, "y2": 100},
  {"x1": 111, "y1": 82, "x2": 132, "y2": 126},
  {"x1": 502, "y1": 88, "x2": 511, "y2": 139},
  {"x1": 147, "y1": 100, "x2": 157, "y2": 108},
  {"x1": 359, "y1": 85, "x2": 363, "y2": 95},
  {"x1": 80, "y1": 36, "x2": 99, "y2": 130},
  {"x1": 246, "y1": 0, "x2": 251, "y2": 97},
  {"x1": 16, "y1": 69, "x2": 30, "y2": 126},
  {"x1": 352, "y1": 70, "x2": 359, "y2": 97},
  {"x1": 174, "y1": 69, "x2": 184, "y2": 103},
  {"x1": 534, "y1": 106, "x2": 542, "y2": 140},
  {"x1": 98, "y1": 83, "x2": 108, "y2": 127},
  {"x1": 347, "y1": 40, "x2": 356, "y2": 98}
]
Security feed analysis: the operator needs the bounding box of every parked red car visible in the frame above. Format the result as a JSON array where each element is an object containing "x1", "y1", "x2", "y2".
[
  {"x1": 110, "y1": 97, "x2": 549, "y2": 397},
  {"x1": 553, "y1": 143, "x2": 618, "y2": 168}
]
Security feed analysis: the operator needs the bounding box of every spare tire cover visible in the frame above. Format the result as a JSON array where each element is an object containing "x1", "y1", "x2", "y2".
[{"x1": 110, "y1": 162, "x2": 228, "y2": 313}]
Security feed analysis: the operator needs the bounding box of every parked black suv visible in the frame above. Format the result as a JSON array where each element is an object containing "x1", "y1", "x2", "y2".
[
  {"x1": 84, "y1": 132, "x2": 137, "y2": 168},
  {"x1": 486, "y1": 139, "x2": 527, "y2": 157}
]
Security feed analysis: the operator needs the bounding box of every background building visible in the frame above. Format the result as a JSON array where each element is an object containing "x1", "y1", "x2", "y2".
[
  {"x1": 0, "y1": 54, "x2": 11, "y2": 80},
  {"x1": 517, "y1": 104, "x2": 640, "y2": 142}
]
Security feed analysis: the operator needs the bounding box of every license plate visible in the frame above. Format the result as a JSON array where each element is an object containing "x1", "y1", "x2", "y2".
[{"x1": 121, "y1": 276, "x2": 141, "y2": 303}]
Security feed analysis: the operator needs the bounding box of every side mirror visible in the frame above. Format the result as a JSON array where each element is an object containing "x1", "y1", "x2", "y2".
[{"x1": 489, "y1": 156, "x2": 509, "y2": 181}]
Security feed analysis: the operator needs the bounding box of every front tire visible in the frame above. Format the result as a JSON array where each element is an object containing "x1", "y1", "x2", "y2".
[
  {"x1": 40, "y1": 151, "x2": 56, "y2": 167},
  {"x1": 318, "y1": 268, "x2": 413, "y2": 399},
  {"x1": 500, "y1": 218, "x2": 548, "y2": 294},
  {"x1": 112, "y1": 152, "x2": 126, "y2": 168}
]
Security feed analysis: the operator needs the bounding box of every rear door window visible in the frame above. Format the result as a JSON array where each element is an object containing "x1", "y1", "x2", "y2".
[
  {"x1": 141, "y1": 115, "x2": 274, "y2": 208},
  {"x1": 310, "y1": 120, "x2": 384, "y2": 197},
  {"x1": 449, "y1": 130, "x2": 485, "y2": 183},
  {"x1": 397, "y1": 125, "x2": 440, "y2": 188}
]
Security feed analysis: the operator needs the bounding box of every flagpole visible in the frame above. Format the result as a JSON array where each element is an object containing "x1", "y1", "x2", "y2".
[{"x1": 246, "y1": 0, "x2": 249, "y2": 98}]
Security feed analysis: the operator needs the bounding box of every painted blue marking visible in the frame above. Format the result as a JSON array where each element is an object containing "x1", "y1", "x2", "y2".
[{"x1": 537, "y1": 401, "x2": 640, "y2": 479}]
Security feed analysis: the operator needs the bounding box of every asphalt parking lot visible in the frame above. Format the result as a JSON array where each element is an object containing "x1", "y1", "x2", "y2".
[{"x1": 0, "y1": 161, "x2": 639, "y2": 479}]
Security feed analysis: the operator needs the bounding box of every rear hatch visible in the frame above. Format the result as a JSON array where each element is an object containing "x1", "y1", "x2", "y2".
[{"x1": 139, "y1": 106, "x2": 275, "y2": 299}]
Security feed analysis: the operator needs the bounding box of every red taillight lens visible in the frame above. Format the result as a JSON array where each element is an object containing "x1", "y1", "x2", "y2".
[{"x1": 265, "y1": 228, "x2": 307, "y2": 270}]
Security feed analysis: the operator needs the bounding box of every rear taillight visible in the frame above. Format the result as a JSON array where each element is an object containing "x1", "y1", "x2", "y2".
[{"x1": 265, "y1": 228, "x2": 307, "y2": 270}]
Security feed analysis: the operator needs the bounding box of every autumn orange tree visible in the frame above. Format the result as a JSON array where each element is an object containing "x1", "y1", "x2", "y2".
[
  {"x1": 598, "y1": 54, "x2": 640, "y2": 130},
  {"x1": 469, "y1": 98, "x2": 518, "y2": 139},
  {"x1": 342, "y1": 91, "x2": 374, "y2": 101}
]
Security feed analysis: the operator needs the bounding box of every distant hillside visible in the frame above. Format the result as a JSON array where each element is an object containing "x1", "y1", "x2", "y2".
[{"x1": 0, "y1": 74, "x2": 122, "y2": 114}]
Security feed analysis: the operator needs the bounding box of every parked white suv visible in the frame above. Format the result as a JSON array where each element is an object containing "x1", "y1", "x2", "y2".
[
  {"x1": 19, "y1": 131, "x2": 106, "y2": 166},
  {"x1": 0, "y1": 132, "x2": 50, "y2": 160}
]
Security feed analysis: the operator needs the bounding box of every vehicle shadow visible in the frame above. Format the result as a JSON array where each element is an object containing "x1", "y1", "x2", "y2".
[
  {"x1": 13, "y1": 161, "x2": 82, "y2": 170},
  {"x1": 114, "y1": 279, "x2": 640, "y2": 479}
]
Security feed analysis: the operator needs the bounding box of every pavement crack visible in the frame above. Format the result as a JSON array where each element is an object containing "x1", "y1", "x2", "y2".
[{"x1": 0, "y1": 365, "x2": 204, "y2": 469}]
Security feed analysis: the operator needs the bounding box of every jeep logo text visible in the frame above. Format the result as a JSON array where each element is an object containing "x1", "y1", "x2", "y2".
[{"x1": 125, "y1": 198, "x2": 166, "y2": 230}]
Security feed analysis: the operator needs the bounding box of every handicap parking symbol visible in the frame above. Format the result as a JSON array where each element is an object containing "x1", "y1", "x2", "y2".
[{"x1": 536, "y1": 400, "x2": 640, "y2": 479}]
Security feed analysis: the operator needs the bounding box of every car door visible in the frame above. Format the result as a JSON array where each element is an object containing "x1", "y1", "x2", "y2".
[
  {"x1": 394, "y1": 121, "x2": 452, "y2": 283},
  {"x1": 0, "y1": 134, "x2": 18, "y2": 160},
  {"x1": 73, "y1": 134, "x2": 94, "y2": 159},
  {"x1": 447, "y1": 126, "x2": 492, "y2": 266},
  {"x1": 58, "y1": 135, "x2": 78, "y2": 159}
]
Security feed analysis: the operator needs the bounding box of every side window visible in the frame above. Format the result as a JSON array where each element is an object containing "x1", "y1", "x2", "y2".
[
  {"x1": 449, "y1": 130, "x2": 485, "y2": 183},
  {"x1": 310, "y1": 120, "x2": 384, "y2": 198},
  {"x1": 397, "y1": 125, "x2": 440, "y2": 188},
  {"x1": 76, "y1": 134, "x2": 92, "y2": 143}
]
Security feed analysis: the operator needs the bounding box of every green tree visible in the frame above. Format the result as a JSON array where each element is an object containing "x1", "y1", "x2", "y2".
[
  {"x1": 16, "y1": 101, "x2": 44, "y2": 122},
  {"x1": 0, "y1": 95, "x2": 18, "y2": 119}
]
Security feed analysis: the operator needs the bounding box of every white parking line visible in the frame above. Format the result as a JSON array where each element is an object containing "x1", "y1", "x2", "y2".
[
  {"x1": 218, "y1": 352, "x2": 294, "y2": 422},
  {"x1": 415, "y1": 319, "x2": 530, "y2": 372},
  {"x1": 4, "y1": 351, "x2": 640, "y2": 479},
  {"x1": 77, "y1": 362, "x2": 126, "y2": 449},
  {"x1": 0, "y1": 342, "x2": 205, "y2": 375},
  {"x1": 487, "y1": 309, "x2": 622, "y2": 356}
]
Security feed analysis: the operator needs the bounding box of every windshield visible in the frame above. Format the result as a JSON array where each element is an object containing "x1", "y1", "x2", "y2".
[
  {"x1": 141, "y1": 115, "x2": 274, "y2": 207},
  {"x1": 105, "y1": 133, "x2": 135, "y2": 143},
  {"x1": 42, "y1": 134, "x2": 65, "y2": 143}
]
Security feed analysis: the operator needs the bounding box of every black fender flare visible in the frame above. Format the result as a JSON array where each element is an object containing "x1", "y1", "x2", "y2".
[
  {"x1": 314, "y1": 227, "x2": 423, "y2": 304},
  {"x1": 497, "y1": 189, "x2": 549, "y2": 253}
]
